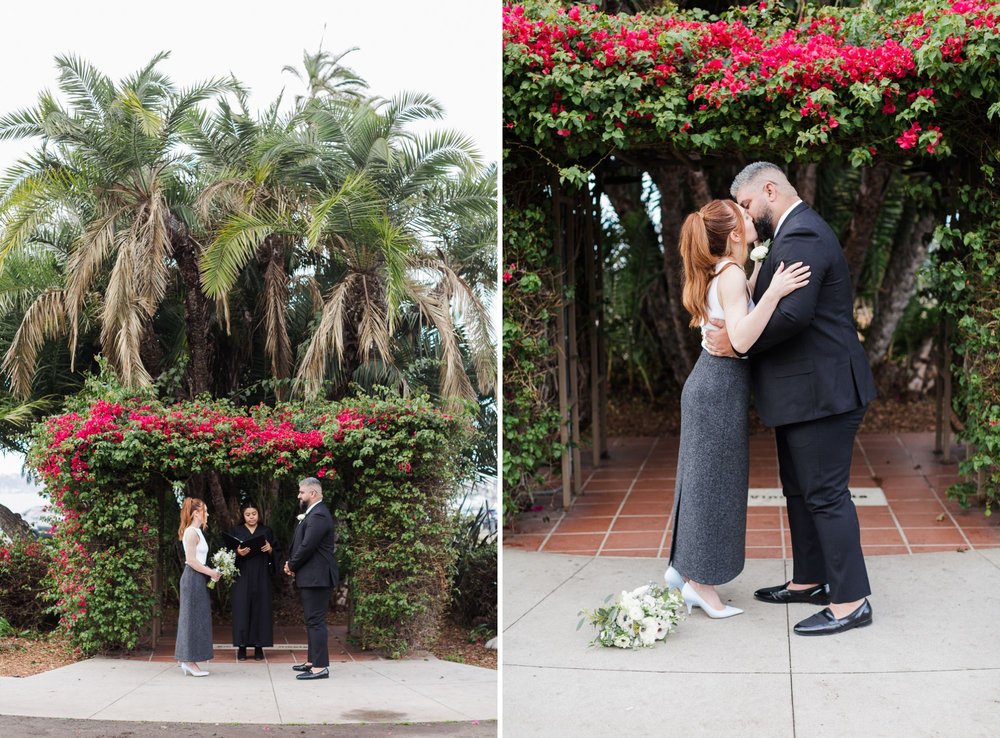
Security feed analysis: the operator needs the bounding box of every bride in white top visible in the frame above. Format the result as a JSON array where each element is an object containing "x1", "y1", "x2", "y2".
[
  {"x1": 175, "y1": 497, "x2": 221, "y2": 676},
  {"x1": 664, "y1": 198, "x2": 810, "y2": 618}
]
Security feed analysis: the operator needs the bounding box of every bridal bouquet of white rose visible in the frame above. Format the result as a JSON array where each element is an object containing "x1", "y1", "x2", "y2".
[
  {"x1": 208, "y1": 549, "x2": 238, "y2": 589},
  {"x1": 579, "y1": 583, "x2": 684, "y2": 649}
]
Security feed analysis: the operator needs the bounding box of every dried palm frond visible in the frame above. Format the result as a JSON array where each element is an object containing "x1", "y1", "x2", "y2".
[
  {"x1": 407, "y1": 279, "x2": 475, "y2": 401},
  {"x1": 294, "y1": 274, "x2": 357, "y2": 399},
  {"x1": 263, "y1": 246, "x2": 291, "y2": 385},
  {"x1": 3, "y1": 289, "x2": 68, "y2": 398}
]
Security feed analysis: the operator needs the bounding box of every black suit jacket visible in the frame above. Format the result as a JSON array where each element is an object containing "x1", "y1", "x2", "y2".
[
  {"x1": 287, "y1": 501, "x2": 339, "y2": 589},
  {"x1": 746, "y1": 203, "x2": 876, "y2": 427}
]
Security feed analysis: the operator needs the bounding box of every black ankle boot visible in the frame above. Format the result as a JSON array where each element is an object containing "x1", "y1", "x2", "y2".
[
  {"x1": 254, "y1": 647, "x2": 264, "y2": 661},
  {"x1": 237, "y1": 646, "x2": 247, "y2": 660}
]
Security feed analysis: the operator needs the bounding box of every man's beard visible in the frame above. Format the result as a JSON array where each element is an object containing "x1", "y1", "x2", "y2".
[
  {"x1": 754, "y1": 209, "x2": 776, "y2": 242},
  {"x1": 299, "y1": 499, "x2": 308, "y2": 512}
]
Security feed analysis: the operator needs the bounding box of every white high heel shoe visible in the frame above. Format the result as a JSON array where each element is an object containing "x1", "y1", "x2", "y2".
[
  {"x1": 179, "y1": 662, "x2": 209, "y2": 677},
  {"x1": 681, "y1": 582, "x2": 743, "y2": 619},
  {"x1": 663, "y1": 565, "x2": 685, "y2": 591}
]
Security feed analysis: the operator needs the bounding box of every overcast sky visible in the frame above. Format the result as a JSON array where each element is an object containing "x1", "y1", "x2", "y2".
[
  {"x1": 0, "y1": 0, "x2": 500, "y2": 172},
  {"x1": 0, "y1": 0, "x2": 500, "y2": 514}
]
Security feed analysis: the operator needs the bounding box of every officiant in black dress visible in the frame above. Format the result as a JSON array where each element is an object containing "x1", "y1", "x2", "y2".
[{"x1": 227, "y1": 504, "x2": 281, "y2": 660}]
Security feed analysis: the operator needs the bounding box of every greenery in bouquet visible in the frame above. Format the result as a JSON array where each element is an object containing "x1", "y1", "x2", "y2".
[
  {"x1": 579, "y1": 583, "x2": 684, "y2": 649},
  {"x1": 208, "y1": 549, "x2": 238, "y2": 590}
]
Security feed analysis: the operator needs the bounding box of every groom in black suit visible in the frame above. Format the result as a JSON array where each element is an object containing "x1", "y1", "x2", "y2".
[
  {"x1": 707, "y1": 162, "x2": 877, "y2": 636},
  {"x1": 284, "y1": 477, "x2": 339, "y2": 678}
]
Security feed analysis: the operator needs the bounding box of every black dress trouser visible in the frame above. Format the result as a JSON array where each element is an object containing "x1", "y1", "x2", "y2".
[
  {"x1": 776, "y1": 405, "x2": 871, "y2": 603},
  {"x1": 299, "y1": 586, "x2": 331, "y2": 668}
]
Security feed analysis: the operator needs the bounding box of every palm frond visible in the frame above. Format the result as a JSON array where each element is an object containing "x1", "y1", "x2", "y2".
[
  {"x1": 134, "y1": 191, "x2": 172, "y2": 315},
  {"x1": 2, "y1": 289, "x2": 68, "y2": 398},
  {"x1": 0, "y1": 106, "x2": 48, "y2": 142},
  {"x1": 370, "y1": 216, "x2": 412, "y2": 330},
  {"x1": 199, "y1": 208, "x2": 283, "y2": 297},
  {"x1": 436, "y1": 263, "x2": 496, "y2": 394},
  {"x1": 305, "y1": 172, "x2": 378, "y2": 252},
  {"x1": 118, "y1": 88, "x2": 164, "y2": 137},
  {"x1": 53, "y1": 53, "x2": 115, "y2": 120},
  {"x1": 164, "y1": 78, "x2": 240, "y2": 136},
  {"x1": 64, "y1": 204, "x2": 122, "y2": 365},
  {"x1": 380, "y1": 91, "x2": 445, "y2": 130},
  {"x1": 355, "y1": 274, "x2": 392, "y2": 364},
  {"x1": 263, "y1": 246, "x2": 292, "y2": 385},
  {"x1": 0, "y1": 167, "x2": 76, "y2": 264},
  {"x1": 293, "y1": 274, "x2": 356, "y2": 399},
  {"x1": 100, "y1": 237, "x2": 151, "y2": 388},
  {"x1": 407, "y1": 280, "x2": 475, "y2": 401},
  {"x1": 0, "y1": 396, "x2": 56, "y2": 428}
]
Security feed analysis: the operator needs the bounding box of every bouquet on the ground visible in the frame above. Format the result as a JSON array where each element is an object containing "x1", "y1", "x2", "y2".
[
  {"x1": 208, "y1": 549, "x2": 238, "y2": 589},
  {"x1": 579, "y1": 583, "x2": 684, "y2": 649}
]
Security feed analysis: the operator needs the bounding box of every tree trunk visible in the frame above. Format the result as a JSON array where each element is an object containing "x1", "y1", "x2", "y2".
[
  {"x1": 842, "y1": 163, "x2": 893, "y2": 288},
  {"x1": 0, "y1": 502, "x2": 33, "y2": 541},
  {"x1": 603, "y1": 172, "x2": 696, "y2": 389},
  {"x1": 652, "y1": 164, "x2": 698, "y2": 383},
  {"x1": 795, "y1": 162, "x2": 818, "y2": 206},
  {"x1": 172, "y1": 229, "x2": 215, "y2": 398},
  {"x1": 686, "y1": 166, "x2": 713, "y2": 208},
  {"x1": 208, "y1": 471, "x2": 236, "y2": 531},
  {"x1": 865, "y1": 209, "x2": 937, "y2": 368}
]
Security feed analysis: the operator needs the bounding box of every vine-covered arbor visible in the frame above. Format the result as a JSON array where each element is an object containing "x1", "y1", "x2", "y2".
[
  {"x1": 502, "y1": 0, "x2": 1000, "y2": 512},
  {"x1": 30, "y1": 372, "x2": 474, "y2": 657}
]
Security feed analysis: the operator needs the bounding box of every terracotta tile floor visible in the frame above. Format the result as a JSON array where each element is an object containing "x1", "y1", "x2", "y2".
[
  {"x1": 505, "y1": 432, "x2": 1000, "y2": 558},
  {"x1": 123, "y1": 624, "x2": 380, "y2": 663}
]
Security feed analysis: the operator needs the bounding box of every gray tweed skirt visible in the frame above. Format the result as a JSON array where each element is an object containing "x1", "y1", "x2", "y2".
[
  {"x1": 174, "y1": 566, "x2": 213, "y2": 662},
  {"x1": 669, "y1": 350, "x2": 751, "y2": 585}
]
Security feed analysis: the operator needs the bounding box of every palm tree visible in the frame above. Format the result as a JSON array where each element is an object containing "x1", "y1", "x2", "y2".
[
  {"x1": 189, "y1": 88, "x2": 378, "y2": 399},
  {"x1": 0, "y1": 53, "x2": 233, "y2": 396},
  {"x1": 196, "y1": 87, "x2": 496, "y2": 402},
  {"x1": 295, "y1": 94, "x2": 495, "y2": 400},
  {"x1": 282, "y1": 47, "x2": 370, "y2": 106}
]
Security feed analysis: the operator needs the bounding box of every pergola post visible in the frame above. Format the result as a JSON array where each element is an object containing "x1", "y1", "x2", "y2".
[
  {"x1": 567, "y1": 194, "x2": 583, "y2": 498},
  {"x1": 554, "y1": 189, "x2": 573, "y2": 509},
  {"x1": 584, "y1": 185, "x2": 602, "y2": 470},
  {"x1": 934, "y1": 318, "x2": 953, "y2": 462}
]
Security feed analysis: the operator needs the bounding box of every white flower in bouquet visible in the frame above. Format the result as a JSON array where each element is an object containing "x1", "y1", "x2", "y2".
[
  {"x1": 639, "y1": 617, "x2": 660, "y2": 646},
  {"x1": 208, "y1": 548, "x2": 238, "y2": 590},
  {"x1": 615, "y1": 608, "x2": 632, "y2": 631},
  {"x1": 579, "y1": 583, "x2": 685, "y2": 649}
]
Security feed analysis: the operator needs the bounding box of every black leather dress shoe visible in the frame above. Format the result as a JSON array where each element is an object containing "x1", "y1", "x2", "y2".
[
  {"x1": 793, "y1": 599, "x2": 873, "y2": 636},
  {"x1": 291, "y1": 662, "x2": 313, "y2": 672},
  {"x1": 237, "y1": 647, "x2": 247, "y2": 661},
  {"x1": 296, "y1": 668, "x2": 329, "y2": 680},
  {"x1": 254, "y1": 647, "x2": 264, "y2": 661},
  {"x1": 754, "y1": 581, "x2": 830, "y2": 605}
]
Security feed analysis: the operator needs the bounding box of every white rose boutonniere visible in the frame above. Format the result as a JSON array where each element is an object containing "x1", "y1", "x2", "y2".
[
  {"x1": 296, "y1": 513, "x2": 306, "y2": 522},
  {"x1": 750, "y1": 239, "x2": 772, "y2": 263}
]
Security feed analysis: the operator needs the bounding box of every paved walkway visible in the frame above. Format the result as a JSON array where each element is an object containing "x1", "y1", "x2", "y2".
[
  {"x1": 505, "y1": 432, "x2": 1000, "y2": 557},
  {"x1": 503, "y1": 548, "x2": 1000, "y2": 737},
  {"x1": 503, "y1": 431, "x2": 1000, "y2": 736},
  {"x1": 0, "y1": 625, "x2": 496, "y2": 728}
]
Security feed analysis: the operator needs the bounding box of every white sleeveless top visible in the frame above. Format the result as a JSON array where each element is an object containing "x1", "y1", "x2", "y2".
[
  {"x1": 184, "y1": 526, "x2": 208, "y2": 566},
  {"x1": 700, "y1": 259, "x2": 754, "y2": 350}
]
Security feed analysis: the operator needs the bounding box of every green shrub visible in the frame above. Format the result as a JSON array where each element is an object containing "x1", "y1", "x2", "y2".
[
  {"x1": 0, "y1": 536, "x2": 57, "y2": 632},
  {"x1": 450, "y1": 504, "x2": 498, "y2": 631}
]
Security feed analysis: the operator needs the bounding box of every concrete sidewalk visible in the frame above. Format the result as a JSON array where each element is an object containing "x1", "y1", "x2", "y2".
[
  {"x1": 503, "y1": 548, "x2": 1000, "y2": 737},
  {"x1": 0, "y1": 657, "x2": 496, "y2": 727}
]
